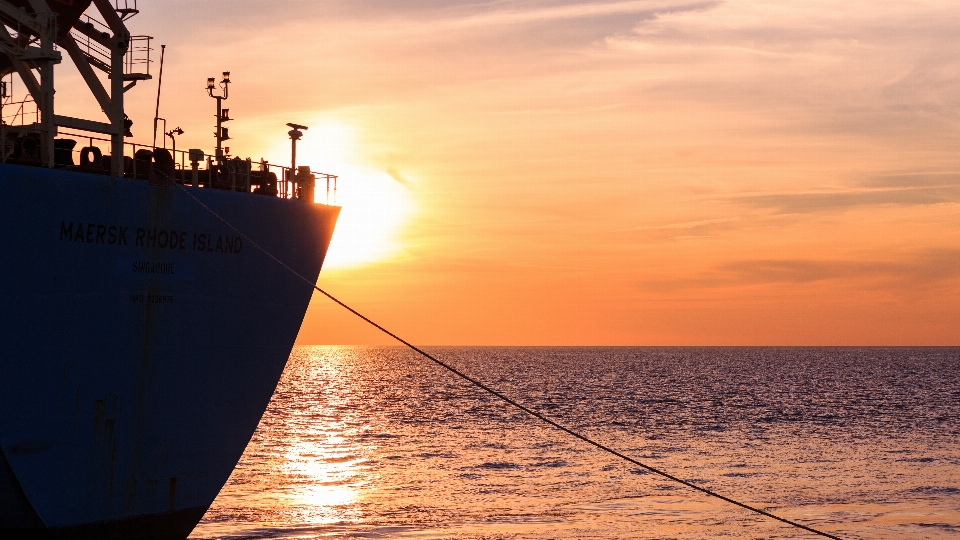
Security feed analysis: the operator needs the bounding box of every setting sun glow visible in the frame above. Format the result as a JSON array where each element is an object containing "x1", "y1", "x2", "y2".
[
  {"x1": 321, "y1": 163, "x2": 413, "y2": 269},
  {"x1": 114, "y1": 0, "x2": 960, "y2": 345},
  {"x1": 269, "y1": 122, "x2": 414, "y2": 269}
]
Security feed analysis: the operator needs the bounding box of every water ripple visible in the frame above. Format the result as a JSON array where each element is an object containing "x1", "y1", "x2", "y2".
[{"x1": 192, "y1": 346, "x2": 960, "y2": 539}]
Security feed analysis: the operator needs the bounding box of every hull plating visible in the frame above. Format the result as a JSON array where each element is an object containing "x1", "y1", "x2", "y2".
[{"x1": 0, "y1": 164, "x2": 339, "y2": 535}]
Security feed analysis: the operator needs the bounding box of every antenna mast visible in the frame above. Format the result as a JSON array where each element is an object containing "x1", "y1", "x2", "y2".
[
  {"x1": 152, "y1": 43, "x2": 165, "y2": 148},
  {"x1": 207, "y1": 72, "x2": 230, "y2": 163}
]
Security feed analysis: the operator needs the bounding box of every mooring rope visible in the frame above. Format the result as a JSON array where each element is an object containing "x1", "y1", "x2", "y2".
[{"x1": 174, "y1": 183, "x2": 843, "y2": 540}]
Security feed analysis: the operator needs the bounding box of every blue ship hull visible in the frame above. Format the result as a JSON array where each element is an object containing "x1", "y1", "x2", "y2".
[{"x1": 0, "y1": 164, "x2": 339, "y2": 538}]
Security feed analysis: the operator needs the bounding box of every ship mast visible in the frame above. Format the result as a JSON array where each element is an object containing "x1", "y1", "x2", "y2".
[{"x1": 0, "y1": 0, "x2": 151, "y2": 176}]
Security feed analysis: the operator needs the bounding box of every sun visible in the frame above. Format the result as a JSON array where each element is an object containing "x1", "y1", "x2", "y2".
[
  {"x1": 267, "y1": 120, "x2": 414, "y2": 269},
  {"x1": 320, "y1": 162, "x2": 412, "y2": 269}
]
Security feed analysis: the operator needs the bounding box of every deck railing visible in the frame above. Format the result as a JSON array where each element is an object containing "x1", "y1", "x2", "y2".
[{"x1": 55, "y1": 131, "x2": 339, "y2": 204}]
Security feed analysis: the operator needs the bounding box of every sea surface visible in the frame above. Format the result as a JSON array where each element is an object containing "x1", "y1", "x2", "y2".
[{"x1": 189, "y1": 347, "x2": 960, "y2": 539}]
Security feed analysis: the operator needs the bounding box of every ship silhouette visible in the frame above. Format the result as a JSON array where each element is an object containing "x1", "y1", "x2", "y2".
[{"x1": 0, "y1": 1, "x2": 340, "y2": 538}]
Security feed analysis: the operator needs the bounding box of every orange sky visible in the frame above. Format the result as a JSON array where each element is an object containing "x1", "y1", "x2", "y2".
[{"x1": 54, "y1": 1, "x2": 960, "y2": 344}]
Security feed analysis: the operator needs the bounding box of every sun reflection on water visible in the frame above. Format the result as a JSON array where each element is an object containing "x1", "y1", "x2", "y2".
[
  {"x1": 279, "y1": 438, "x2": 366, "y2": 521},
  {"x1": 267, "y1": 349, "x2": 378, "y2": 526}
]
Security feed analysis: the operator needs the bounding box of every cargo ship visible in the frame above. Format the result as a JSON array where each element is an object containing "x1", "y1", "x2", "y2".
[{"x1": 0, "y1": 1, "x2": 339, "y2": 538}]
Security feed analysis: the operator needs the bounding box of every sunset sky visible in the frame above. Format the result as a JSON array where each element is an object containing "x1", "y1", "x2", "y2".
[{"x1": 57, "y1": 0, "x2": 960, "y2": 344}]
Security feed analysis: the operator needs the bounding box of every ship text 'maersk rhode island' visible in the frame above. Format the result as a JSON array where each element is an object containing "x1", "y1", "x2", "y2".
[{"x1": 0, "y1": 1, "x2": 340, "y2": 538}]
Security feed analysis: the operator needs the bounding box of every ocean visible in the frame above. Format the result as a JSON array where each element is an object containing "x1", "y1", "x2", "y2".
[{"x1": 189, "y1": 347, "x2": 960, "y2": 539}]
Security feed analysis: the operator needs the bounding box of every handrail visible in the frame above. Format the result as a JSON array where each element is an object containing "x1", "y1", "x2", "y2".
[
  {"x1": 125, "y1": 35, "x2": 151, "y2": 76},
  {"x1": 1, "y1": 97, "x2": 39, "y2": 126},
  {"x1": 55, "y1": 130, "x2": 338, "y2": 204},
  {"x1": 72, "y1": 16, "x2": 152, "y2": 77}
]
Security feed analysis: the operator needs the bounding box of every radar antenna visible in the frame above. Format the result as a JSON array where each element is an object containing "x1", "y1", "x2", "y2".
[{"x1": 286, "y1": 122, "x2": 307, "y2": 175}]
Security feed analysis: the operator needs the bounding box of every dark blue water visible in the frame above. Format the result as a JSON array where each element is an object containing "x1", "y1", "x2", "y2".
[{"x1": 191, "y1": 347, "x2": 960, "y2": 539}]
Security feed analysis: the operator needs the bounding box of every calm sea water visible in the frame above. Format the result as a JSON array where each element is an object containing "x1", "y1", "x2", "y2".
[{"x1": 190, "y1": 347, "x2": 960, "y2": 539}]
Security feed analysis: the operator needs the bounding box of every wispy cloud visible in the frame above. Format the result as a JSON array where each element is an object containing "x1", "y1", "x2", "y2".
[
  {"x1": 734, "y1": 186, "x2": 960, "y2": 213},
  {"x1": 386, "y1": 166, "x2": 415, "y2": 189},
  {"x1": 634, "y1": 217, "x2": 737, "y2": 230},
  {"x1": 642, "y1": 250, "x2": 960, "y2": 291}
]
